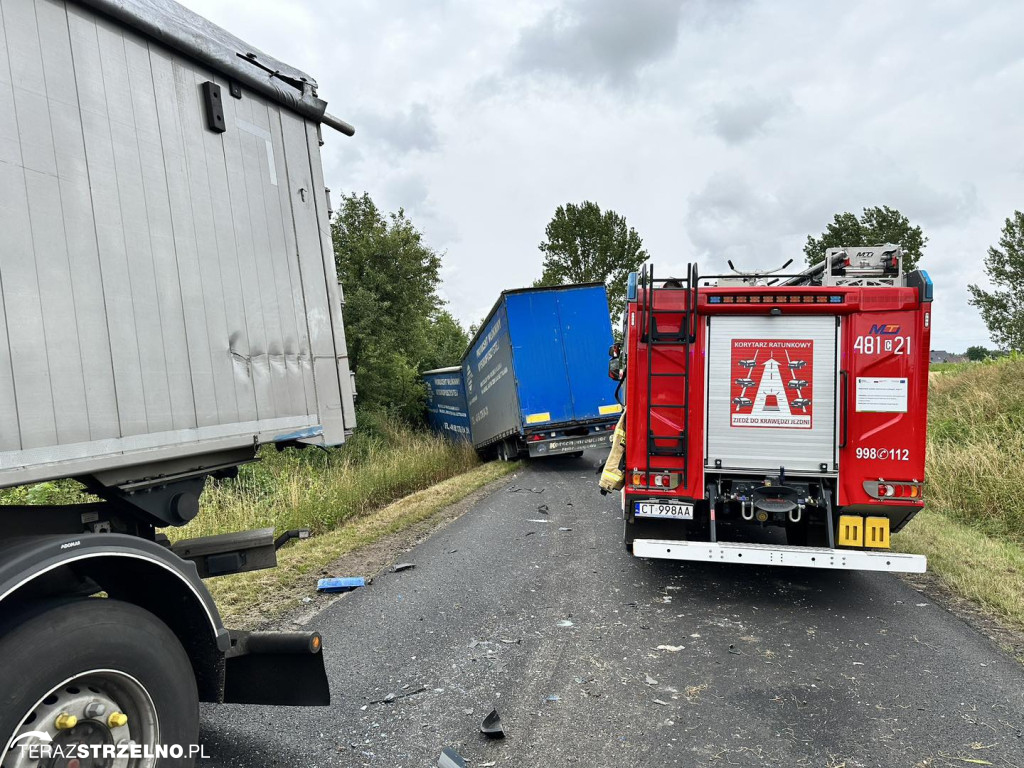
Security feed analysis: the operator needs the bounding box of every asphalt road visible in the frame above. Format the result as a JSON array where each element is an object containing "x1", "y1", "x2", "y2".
[{"x1": 199, "y1": 451, "x2": 1024, "y2": 767}]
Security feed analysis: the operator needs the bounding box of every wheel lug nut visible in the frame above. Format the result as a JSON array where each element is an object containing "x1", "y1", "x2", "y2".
[
  {"x1": 84, "y1": 701, "x2": 107, "y2": 719},
  {"x1": 54, "y1": 712, "x2": 78, "y2": 730},
  {"x1": 107, "y1": 712, "x2": 128, "y2": 728}
]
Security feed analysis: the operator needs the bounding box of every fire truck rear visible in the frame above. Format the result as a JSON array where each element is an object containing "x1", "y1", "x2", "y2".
[{"x1": 612, "y1": 246, "x2": 932, "y2": 572}]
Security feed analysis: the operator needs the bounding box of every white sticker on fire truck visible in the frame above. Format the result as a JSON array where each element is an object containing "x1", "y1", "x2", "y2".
[
  {"x1": 855, "y1": 377, "x2": 908, "y2": 413},
  {"x1": 729, "y1": 339, "x2": 813, "y2": 429}
]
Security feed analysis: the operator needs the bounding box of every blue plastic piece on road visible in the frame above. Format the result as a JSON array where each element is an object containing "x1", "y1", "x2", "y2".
[{"x1": 317, "y1": 577, "x2": 365, "y2": 593}]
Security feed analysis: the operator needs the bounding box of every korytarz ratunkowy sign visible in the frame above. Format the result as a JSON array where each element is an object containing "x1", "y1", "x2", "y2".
[{"x1": 729, "y1": 339, "x2": 813, "y2": 429}]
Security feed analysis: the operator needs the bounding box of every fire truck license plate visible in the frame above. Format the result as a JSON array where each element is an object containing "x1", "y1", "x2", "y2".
[{"x1": 635, "y1": 501, "x2": 694, "y2": 519}]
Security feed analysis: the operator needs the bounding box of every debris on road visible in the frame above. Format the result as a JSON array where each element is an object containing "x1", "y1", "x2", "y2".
[
  {"x1": 645, "y1": 675, "x2": 659, "y2": 686},
  {"x1": 480, "y1": 708, "x2": 505, "y2": 739},
  {"x1": 317, "y1": 577, "x2": 365, "y2": 593},
  {"x1": 656, "y1": 644, "x2": 683, "y2": 653},
  {"x1": 558, "y1": 527, "x2": 572, "y2": 531},
  {"x1": 393, "y1": 563, "x2": 415, "y2": 572},
  {"x1": 653, "y1": 699, "x2": 669, "y2": 706},
  {"x1": 525, "y1": 531, "x2": 536, "y2": 536},
  {"x1": 372, "y1": 686, "x2": 427, "y2": 705},
  {"x1": 509, "y1": 486, "x2": 545, "y2": 494},
  {"x1": 438, "y1": 747, "x2": 467, "y2": 768},
  {"x1": 545, "y1": 695, "x2": 560, "y2": 703},
  {"x1": 557, "y1": 619, "x2": 575, "y2": 628},
  {"x1": 527, "y1": 519, "x2": 550, "y2": 524},
  {"x1": 538, "y1": 504, "x2": 549, "y2": 514}
]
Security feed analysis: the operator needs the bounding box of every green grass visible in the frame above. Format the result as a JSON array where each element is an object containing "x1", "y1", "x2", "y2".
[
  {"x1": 171, "y1": 411, "x2": 481, "y2": 542},
  {"x1": 923, "y1": 356, "x2": 1024, "y2": 543},
  {"x1": 894, "y1": 356, "x2": 1024, "y2": 630}
]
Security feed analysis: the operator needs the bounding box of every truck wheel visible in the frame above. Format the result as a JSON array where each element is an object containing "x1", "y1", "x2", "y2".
[
  {"x1": 496, "y1": 442, "x2": 508, "y2": 462},
  {"x1": 0, "y1": 599, "x2": 199, "y2": 768}
]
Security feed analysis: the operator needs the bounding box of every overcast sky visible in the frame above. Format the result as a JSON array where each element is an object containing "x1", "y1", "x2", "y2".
[{"x1": 192, "y1": 0, "x2": 1023, "y2": 352}]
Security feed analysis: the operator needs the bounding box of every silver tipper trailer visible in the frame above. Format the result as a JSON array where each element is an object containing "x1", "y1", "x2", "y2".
[{"x1": 1, "y1": 0, "x2": 355, "y2": 759}]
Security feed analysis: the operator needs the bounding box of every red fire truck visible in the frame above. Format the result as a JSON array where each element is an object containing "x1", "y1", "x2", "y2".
[{"x1": 613, "y1": 245, "x2": 931, "y2": 572}]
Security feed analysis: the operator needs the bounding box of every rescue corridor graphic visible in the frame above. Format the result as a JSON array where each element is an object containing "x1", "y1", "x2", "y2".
[{"x1": 730, "y1": 339, "x2": 813, "y2": 429}]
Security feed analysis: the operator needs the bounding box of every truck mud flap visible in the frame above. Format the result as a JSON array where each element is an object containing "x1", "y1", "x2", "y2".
[{"x1": 223, "y1": 631, "x2": 330, "y2": 705}]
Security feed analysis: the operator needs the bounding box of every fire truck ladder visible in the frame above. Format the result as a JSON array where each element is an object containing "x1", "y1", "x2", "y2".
[{"x1": 638, "y1": 263, "x2": 697, "y2": 492}]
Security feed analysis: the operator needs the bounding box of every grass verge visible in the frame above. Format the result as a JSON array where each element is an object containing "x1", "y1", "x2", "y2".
[
  {"x1": 172, "y1": 412, "x2": 483, "y2": 541},
  {"x1": 894, "y1": 356, "x2": 1024, "y2": 632},
  {"x1": 896, "y1": 508, "x2": 1024, "y2": 632},
  {"x1": 204, "y1": 460, "x2": 518, "y2": 627}
]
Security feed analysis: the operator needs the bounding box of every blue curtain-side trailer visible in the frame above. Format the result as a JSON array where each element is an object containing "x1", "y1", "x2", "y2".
[
  {"x1": 461, "y1": 284, "x2": 622, "y2": 461},
  {"x1": 423, "y1": 367, "x2": 472, "y2": 440}
]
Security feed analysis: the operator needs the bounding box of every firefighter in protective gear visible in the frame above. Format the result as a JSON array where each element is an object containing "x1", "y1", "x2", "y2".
[{"x1": 599, "y1": 411, "x2": 626, "y2": 494}]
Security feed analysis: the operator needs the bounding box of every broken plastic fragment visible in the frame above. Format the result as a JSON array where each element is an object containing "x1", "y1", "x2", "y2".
[
  {"x1": 557, "y1": 619, "x2": 574, "y2": 628},
  {"x1": 317, "y1": 577, "x2": 365, "y2": 593},
  {"x1": 393, "y1": 563, "x2": 415, "y2": 572},
  {"x1": 438, "y1": 747, "x2": 467, "y2": 768},
  {"x1": 480, "y1": 709, "x2": 505, "y2": 739},
  {"x1": 656, "y1": 644, "x2": 683, "y2": 652}
]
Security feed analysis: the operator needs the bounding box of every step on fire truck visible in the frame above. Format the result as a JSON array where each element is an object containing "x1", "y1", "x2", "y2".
[{"x1": 609, "y1": 245, "x2": 932, "y2": 572}]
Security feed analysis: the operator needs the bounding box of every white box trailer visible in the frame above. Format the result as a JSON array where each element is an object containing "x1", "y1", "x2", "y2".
[
  {"x1": 1, "y1": 0, "x2": 357, "y2": 758},
  {"x1": 0, "y1": 0, "x2": 355, "y2": 495}
]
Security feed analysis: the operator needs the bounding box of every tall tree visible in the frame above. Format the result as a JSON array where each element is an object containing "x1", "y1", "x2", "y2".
[
  {"x1": 965, "y1": 345, "x2": 990, "y2": 362},
  {"x1": 332, "y1": 193, "x2": 443, "y2": 418},
  {"x1": 804, "y1": 206, "x2": 927, "y2": 272},
  {"x1": 536, "y1": 201, "x2": 648, "y2": 323},
  {"x1": 421, "y1": 309, "x2": 470, "y2": 372},
  {"x1": 968, "y1": 211, "x2": 1024, "y2": 352}
]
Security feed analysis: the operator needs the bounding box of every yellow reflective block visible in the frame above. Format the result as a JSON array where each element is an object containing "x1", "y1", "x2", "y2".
[
  {"x1": 838, "y1": 515, "x2": 864, "y2": 547},
  {"x1": 865, "y1": 516, "x2": 890, "y2": 549},
  {"x1": 599, "y1": 404, "x2": 623, "y2": 415},
  {"x1": 525, "y1": 412, "x2": 550, "y2": 424}
]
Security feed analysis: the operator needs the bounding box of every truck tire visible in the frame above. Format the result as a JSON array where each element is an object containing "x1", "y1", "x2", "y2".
[{"x1": 0, "y1": 599, "x2": 199, "y2": 768}]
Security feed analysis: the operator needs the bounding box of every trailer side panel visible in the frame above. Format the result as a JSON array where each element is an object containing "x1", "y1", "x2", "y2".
[{"x1": 0, "y1": 0, "x2": 353, "y2": 489}]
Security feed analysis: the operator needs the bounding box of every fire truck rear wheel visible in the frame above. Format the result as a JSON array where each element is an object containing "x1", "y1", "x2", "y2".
[{"x1": 0, "y1": 598, "x2": 199, "y2": 768}]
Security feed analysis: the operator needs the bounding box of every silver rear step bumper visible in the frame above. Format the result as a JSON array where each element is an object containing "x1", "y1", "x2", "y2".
[{"x1": 632, "y1": 539, "x2": 927, "y2": 573}]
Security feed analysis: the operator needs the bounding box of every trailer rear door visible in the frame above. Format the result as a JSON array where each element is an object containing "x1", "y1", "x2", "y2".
[
  {"x1": 506, "y1": 286, "x2": 616, "y2": 427},
  {"x1": 705, "y1": 315, "x2": 839, "y2": 472}
]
